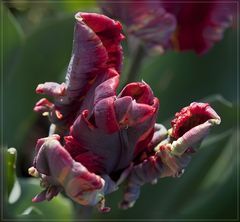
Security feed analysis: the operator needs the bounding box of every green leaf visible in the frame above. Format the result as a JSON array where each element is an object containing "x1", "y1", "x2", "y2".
[
  {"x1": 6, "y1": 148, "x2": 18, "y2": 197},
  {"x1": 4, "y1": 15, "x2": 74, "y2": 148},
  {"x1": 6, "y1": 178, "x2": 73, "y2": 220},
  {"x1": 1, "y1": 4, "x2": 25, "y2": 147},
  {"x1": 179, "y1": 130, "x2": 238, "y2": 219},
  {"x1": 55, "y1": 0, "x2": 97, "y2": 12},
  {"x1": 0, "y1": 3, "x2": 24, "y2": 63},
  {"x1": 20, "y1": 206, "x2": 43, "y2": 217},
  {"x1": 139, "y1": 29, "x2": 237, "y2": 123}
]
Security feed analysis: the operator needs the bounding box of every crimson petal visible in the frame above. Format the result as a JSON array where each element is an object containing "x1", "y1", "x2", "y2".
[
  {"x1": 170, "y1": 102, "x2": 221, "y2": 155},
  {"x1": 163, "y1": 2, "x2": 234, "y2": 54},
  {"x1": 100, "y1": 1, "x2": 176, "y2": 51},
  {"x1": 32, "y1": 134, "x2": 105, "y2": 206},
  {"x1": 34, "y1": 12, "x2": 124, "y2": 127},
  {"x1": 65, "y1": 78, "x2": 159, "y2": 175}
]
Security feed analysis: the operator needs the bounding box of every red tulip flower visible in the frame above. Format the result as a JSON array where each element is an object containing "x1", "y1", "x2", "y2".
[
  {"x1": 120, "y1": 103, "x2": 221, "y2": 209},
  {"x1": 30, "y1": 12, "x2": 221, "y2": 212},
  {"x1": 101, "y1": 1, "x2": 234, "y2": 54},
  {"x1": 31, "y1": 12, "x2": 159, "y2": 212}
]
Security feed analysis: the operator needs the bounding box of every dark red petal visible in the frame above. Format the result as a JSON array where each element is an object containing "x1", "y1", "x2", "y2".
[
  {"x1": 118, "y1": 82, "x2": 155, "y2": 105},
  {"x1": 164, "y1": 2, "x2": 233, "y2": 54},
  {"x1": 33, "y1": 98, "x2": 54, "y2": 113},
  {"x1": 78, "y1": 12, "x2": 124, "y2": 72},
  {"x1": 34, "y1": 12, "x2": 124, "y2": 128},
  {"x1": 36, "y1": 82, "x2": 66, "y2": 97},
  {"x1": 171, "y1": 102, "x2": 221, "y2": 139},
  {"x1": 67, "y1": 82, "x2": 159, "y2": 174},
  {"x1": 94, "y1": 68, "x2": 119, "y2": 105},
  {"x1": 68, "y1": 111, "x2": 121, "y2": 174},
  {"x1": 75, "y1": 152, "x2": 105, "y2": 174},
  {"x1": 131, "y1": 97, "x2": 159, "y2": 158},
  {"x1": 147, "y1": 124, "x2": 168, "y2": 151},
  {"x1": 94, "y1": 97, "x2": 119, "y2": 133},
  {"x1": 100, "y1": 1, "x2": 176, "y2": 50},
  {"x1": 33, "y1": 135, "x2": 105, "y2": 206}
]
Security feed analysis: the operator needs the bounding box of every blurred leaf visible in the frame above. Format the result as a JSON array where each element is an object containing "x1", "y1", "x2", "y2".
[
  {"x1": 4, "y1": 15, "x2": 74, "y2": 148},
  {"x1": 1, "y1": 3, "x2": 24, "y2": 63},
  {"x1": 20, "y1": 206, "x2": 43, "y2": 216},
  {"x1": 8, "y1": 179, "x2": 21, "y2": 204},
  {"x1": 201, "y1": 94, "x2": 238, "y2": 137},
  {"x1": 7, "y1": 148, "x2": 21, "y2": 205},
  {"x1": 2, "y1": 147, "x2": 21, "y2": 218},
  {"x1": 6, "y1": 147, "x2": 17, "y2": 196},
  {"x1": 6, "y1": 178, "x2": 73, "y2": 220},
  {"x1": 5, "y1": 147, "x2": 22, "y2": 206},
  {"x1": 139, "y1": 29, "x2": 237, "y2": 123},
  {"x1": 1, "y1": 4, "x2": 25, "y2": 147},
  {"x1": 180, "y1": 130, "x2": 238, "y2": 219},
  {"x1": 55, "y1": 0, "x2": 97, "y2": 13}
]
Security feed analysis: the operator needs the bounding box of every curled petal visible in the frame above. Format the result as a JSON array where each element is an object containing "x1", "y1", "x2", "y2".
[
  {"x1": 116, "y1": 82, "x2": 158, "y2": 128},
  {"x1": 147, "y1": 124, "x2": 168, "y2": 150},
  {"x1": 36, "y1": 82, "x2": 66, "y2": 97},
  {"x1": 78, "y1": 12, "x2": 124, "y2": 72},
  {"x1": 32, "y1": 185, "x2": 62, "y2": 203},
  {"x1": 65, "y1": 13, "x2": 123, "y2": 102},
  {"x1": 32, "y1": 189, "x2": 48, "y2": 203},
  {"x1": 171, "y1": 120, "x2": 219, "y2": 156},
  {"x1": 118, "y1": 82, "x2": 155, "y2": 105},
  {"x1": 65, "y1": 78, "x2": 159, "y2": 174},
  {"x1": 33, "y1": 134, "x2": 105, "y2": 207},
  {"x1": 171, "y1": 102, "x2": 221, "y2": 139},
  {"x1": 101, "y1": 1, "x2": 176, "y2": 50},
  {"x1": 35, "y1": 12, "x2": 124, "y2": 127},
  {"x1": 33, "y1": 98, "x2": 54, "y2": 114},
  {"x1": 119, "y1": 144, "x2": 191, "y2": 209},
  {"x1": 65, "y1": 13, "x2": 107, "y2": 99},
  {"x1": 169, "y1": 102, "x2": 221, "y2": 155}
]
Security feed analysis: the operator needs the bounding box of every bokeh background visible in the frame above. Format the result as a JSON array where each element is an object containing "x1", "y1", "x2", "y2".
[{"x1": 1, "y1": 1, "x2": 239, "y2": 221}]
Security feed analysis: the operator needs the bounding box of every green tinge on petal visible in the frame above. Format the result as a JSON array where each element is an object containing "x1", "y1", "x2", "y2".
[{"x1": 171, "y1": 119, "x2": 221, "y2": 156}]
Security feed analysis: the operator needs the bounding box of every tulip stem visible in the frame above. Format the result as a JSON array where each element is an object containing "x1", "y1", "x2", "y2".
[{"x1": 125, "y1": 44, "x2": 146, "y2": 83}]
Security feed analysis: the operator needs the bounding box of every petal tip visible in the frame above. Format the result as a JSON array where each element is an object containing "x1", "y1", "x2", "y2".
[{"x1": 75, "y1": 12, "x2": 83, "y2": 22}]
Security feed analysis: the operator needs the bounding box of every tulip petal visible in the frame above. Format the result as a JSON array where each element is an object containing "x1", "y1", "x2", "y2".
[
  {"x1": 171, "y1": 102, "x2": 221, "y2": 139},
  {"x1": 164, "y1": 2, "x2": 233, "y2": 54},
  {"x1": 101, "y1": 1, "x2": 176, "y2": 50},
  {"x1": 101, "y1": 2, "x2": 233, "y2": 54},
  {"x1": 171, "y1": 119, "x2": 219, "y2": 156},
  {"x1": 33, "y1": 134, "x2": 106, "y2": 206},
  {"x1": 36, "y1": 82, "x2": 66, "y2": 97},
  {"x1": 34, "y1": 12, "x2": 124, "y2": 127},
  {"x1": 65, "y1": 77, "x2": 159, "y2": 175},
  {"x1": 78, "y1": 12, "x2": 124, "y2": 72},
  {"x1": 147, "y1": 123, "x2": 168, "y2": 150},
  {"x1": 33, "y1": 98, "x2": 54, "y2": 114},
  {"x1": 119, "y1": 144, "x2": 191, "y2": 209},
  {"x1": 169, "y1": 102, "x2": 221, "y2": 155}
]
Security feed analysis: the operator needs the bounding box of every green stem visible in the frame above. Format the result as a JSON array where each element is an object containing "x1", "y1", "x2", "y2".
[{"x1": 124, "y1": 44, "x2": 146, "y2": 84}]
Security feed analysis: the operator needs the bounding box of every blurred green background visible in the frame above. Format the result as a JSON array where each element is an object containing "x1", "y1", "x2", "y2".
[{"x1": 1, "y1": 1, "x2": 239, "y2": 221}]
